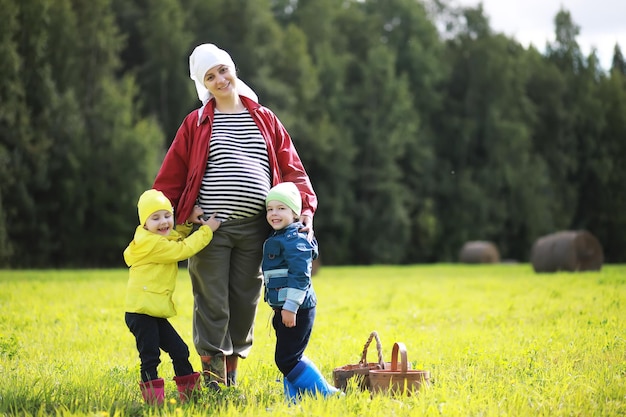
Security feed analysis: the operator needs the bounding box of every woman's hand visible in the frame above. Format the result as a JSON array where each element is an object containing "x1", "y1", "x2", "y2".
[
  {"x1": 187, "y1": 205, "x2": 205, "y2": 224},
  {"x1": 299, "y1": 214, "x2": 314, "y2": 242}
]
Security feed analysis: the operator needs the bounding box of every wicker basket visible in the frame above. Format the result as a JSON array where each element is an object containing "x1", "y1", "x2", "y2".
[
  {"x1": 369, "y1": 342, "x2": 430, "y2": 396},
  {"x1": 333, "y1": 331, "x2": 400, "y2": 391}
]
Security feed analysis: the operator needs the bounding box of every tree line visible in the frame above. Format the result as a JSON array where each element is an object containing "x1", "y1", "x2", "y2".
[{"x1": 1, "y1": 0, "x2": 625, "y2": 268}]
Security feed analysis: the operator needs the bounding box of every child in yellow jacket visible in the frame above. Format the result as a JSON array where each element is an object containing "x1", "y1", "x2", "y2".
[{"x1": 123, "y1": 189, "x2": 220, "y2": 405}]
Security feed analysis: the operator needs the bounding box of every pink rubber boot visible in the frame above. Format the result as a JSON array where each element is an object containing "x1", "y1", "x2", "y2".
[
  {"x1": 139, "y1": 378, "x2": 165, "y2": 405},
  {"x1": 173, "y1": 372, "x2": 202, "y2": 403}
]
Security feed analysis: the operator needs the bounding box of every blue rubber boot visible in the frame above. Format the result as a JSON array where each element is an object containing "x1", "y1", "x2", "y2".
[
  {"x1": 283, "y1": 377, "x2": 299, "y2": 403},
  {"x1": 286, "y1": 357, "x2": 341, "y2": 398}
]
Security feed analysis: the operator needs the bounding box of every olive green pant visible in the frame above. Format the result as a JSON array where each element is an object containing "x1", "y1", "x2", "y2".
[{"x1": 188, "y1": 212, "x2": 269, "y2": 359}]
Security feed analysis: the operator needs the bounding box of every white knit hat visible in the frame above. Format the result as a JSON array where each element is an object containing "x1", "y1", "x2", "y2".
[{"x1": 189, "y1": 43, "x2": 258, "y2": 105}]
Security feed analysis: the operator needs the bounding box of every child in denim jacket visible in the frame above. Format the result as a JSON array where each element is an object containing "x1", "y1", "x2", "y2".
[{"x1": 262, "y1": 182, "x2": 339, "y2": 401}]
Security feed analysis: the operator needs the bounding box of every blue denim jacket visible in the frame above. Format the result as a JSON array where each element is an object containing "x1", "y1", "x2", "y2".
[{"x1": 261, "y1": 222, "x2": 318, "y2": 312}]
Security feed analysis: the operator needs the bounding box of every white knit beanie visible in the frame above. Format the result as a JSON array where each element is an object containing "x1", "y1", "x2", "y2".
[{"x1": 189, "y1": 43, "x2": 258, "y2": 105}]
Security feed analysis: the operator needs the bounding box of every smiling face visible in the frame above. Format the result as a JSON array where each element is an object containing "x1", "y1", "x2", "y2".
[
  {"x1": 144, "y1": 209, "x2": 174, "y2": 236},
  {"x1": 203, "y1": 64, "x2": 236, "y2": 100},
  {"x1": 266, "y1": 200, "x2": 297, "y2": 230}
]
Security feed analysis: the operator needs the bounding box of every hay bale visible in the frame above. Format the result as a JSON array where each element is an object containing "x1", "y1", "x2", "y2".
[
  {"x1": 530, "y1": 230, "x2": 603, "y2": 273},
  {"x1": 458, "y1": 241, "x2": 500, "y2": 263}
]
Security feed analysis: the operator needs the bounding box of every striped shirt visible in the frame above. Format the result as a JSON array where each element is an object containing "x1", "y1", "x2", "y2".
[{"x1": 198, "y1": 110, "x2": 271, "y2": 222}]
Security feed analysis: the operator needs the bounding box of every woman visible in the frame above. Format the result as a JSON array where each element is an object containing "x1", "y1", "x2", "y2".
[{"x1": 153, "y1": 43, "x2": 317, "y2": 390}]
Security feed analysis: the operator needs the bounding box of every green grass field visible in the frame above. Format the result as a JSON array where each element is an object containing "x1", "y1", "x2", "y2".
[{"x1": 0, "y1": 264, "x2": 624, "y2": 416}]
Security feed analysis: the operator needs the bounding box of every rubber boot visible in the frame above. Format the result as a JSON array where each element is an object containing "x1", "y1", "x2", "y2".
[
  {"x1": 226, "y1": 355, "x2": 238, "y2": 386},
  {"x1": 201, "y1": 355, "x2": 226, "y2": 391},
  {"x1": 283, "y1": 377, "x2": 298, "y2": 403},
  {"x1": 139, "y1": 378, "x2": 165, "y2": 406},
  {"x1": 173, "y1": 372, "x2": 201, "y2": 403},
  {"x1": 286, "y1": 357, "x2": 341, "y2": 398}
]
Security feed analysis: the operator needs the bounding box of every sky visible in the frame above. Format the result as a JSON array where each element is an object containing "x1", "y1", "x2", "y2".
[{"x1": 455, "y1": 0, "x2": 626, "y2": 71}]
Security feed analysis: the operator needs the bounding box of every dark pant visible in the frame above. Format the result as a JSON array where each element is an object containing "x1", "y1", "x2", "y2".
[
  {"x1": 272, "y1": 307, "x2": 315, "y2": 376},
  {"x1": 188, "y1": 212, "x2": 269, "y2": 358},
  {"x1": 125, "y1": 312, "x2": 194, "y2": 382}
]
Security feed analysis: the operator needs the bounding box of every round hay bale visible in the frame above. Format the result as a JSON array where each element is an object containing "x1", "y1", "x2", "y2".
[
  {"x1": 458, "y1": 241, "x2": 500, "y2": 263},
  {"x1": 530, "y1": 230, "x2": 603, "y2": 273}
]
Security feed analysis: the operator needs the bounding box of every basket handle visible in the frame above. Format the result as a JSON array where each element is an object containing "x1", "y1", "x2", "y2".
[
  {"x1": 359, "y1": 331, "x2": 384, "y2": 368},
  {"x1": 390, "y1": 342, "x2": 409, "y2": 374}
]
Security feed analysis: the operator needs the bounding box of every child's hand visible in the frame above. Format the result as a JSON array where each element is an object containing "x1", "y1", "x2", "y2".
[
  {"x1": 281, "y1": 309, "x2": 296, "y2": 327},
  {"x1": 187, "y1": 205, "x2": 205, "y2": 224},
  {"x1": 199, "y1": 213, "x2": 221, "y2": 232}
]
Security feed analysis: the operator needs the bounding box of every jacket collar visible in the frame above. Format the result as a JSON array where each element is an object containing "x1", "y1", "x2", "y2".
[
  {"x1": 272, "y1": 222, "x2": 303, "y2": 236},
  {"x1": 197, "y1": 95, "x2": 261, "y2": 126}
]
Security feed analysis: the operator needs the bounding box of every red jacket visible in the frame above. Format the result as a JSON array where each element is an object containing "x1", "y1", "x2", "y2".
[{"x1": 153, "y1": 96, "x2": 317, "y2": 223}]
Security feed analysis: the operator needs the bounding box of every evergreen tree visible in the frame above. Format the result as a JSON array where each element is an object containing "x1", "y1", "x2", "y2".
[
  {"x1": 523, "y1": 9, "x2": 584, "y2": 241},
  {"x1": 77, "y1": 76, "x2": 164, "y2": 266},
  {"x1": 3, "y1": 0, "x2": 58, "y2": 266},
  {"x1": 1, "y1": 0, "x2": 163, "y2": 267},
  {"x1": 68, "y1": 0, "x2": 164, "y2": 266},
  {"x1": 362, "y1": 0, "x2": 443, "y2": 262},
  {"x1": 547, "y1": 9, "x2": 585, "y2": 73},
  {"x1": 350, "y1": 45, "x2": 416, "y2": 263},
  {"x1": 434, "y1": 5, "x2": 552, "y2": 261},
  {"x1": 569, "y1": 58, "x2": 607, "y2": 231},
  {"x1": 611, "y1": 44, "x2": 626, "y2": 75},
  {"x1": 322, "y1": 1, "x2": 416, "y2": 264},
  {"x1": 543, "y1": 9, "x2": 609, "y2": 245},
  {"x1": 112, "y1": 0, "x2": 194, "y2": 141},
  {"x1": 0, "y1": 0, "x2": 23, "y2": 265},
  {"x1": 276, "y1": 0, "x2": 358, "y2": 264},
  {"x1": 588, "y1": 70, "x2": 626, "y2": 261}
]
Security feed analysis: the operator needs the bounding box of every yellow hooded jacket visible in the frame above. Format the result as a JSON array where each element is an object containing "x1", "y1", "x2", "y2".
[{"x1": 123, "y1": 224, "x2": 213, "y2": 318}]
